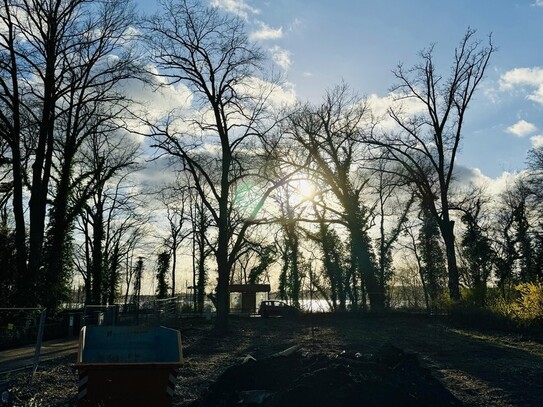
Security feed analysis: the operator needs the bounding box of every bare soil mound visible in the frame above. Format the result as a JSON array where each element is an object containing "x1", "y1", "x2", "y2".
[{"x1": 192, "y1": 343, "x2": 462, "y2": 407}]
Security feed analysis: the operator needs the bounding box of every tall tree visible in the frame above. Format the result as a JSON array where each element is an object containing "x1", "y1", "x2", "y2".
[
  {"x1": 401, "y1": 219, "x2": 431, "y2": 311},
  {"x1": 418, "y1": 205, "x2": 447, "y2": 309},
  {"x1": 307, "y1": 206, "x2": 348, "y2": 312},
  {"x1": 281, "y1": 85, "x2": 383, "y2": 310},
  {"x1": 276, "y1": 188, "x2": 303, "y2": 307},
  {"x1": 158, "y1": 181, "x2": 191, "y2": 297},
  {"x1": 73, "y1": 145, "x2": 145, "y2": 306},
  {"x1": 0, "y1": 0, "x2": 139, "y2": 306},
  {"x1": 371, "y1": 166, "x2": 414, "y2": 306},
  {"x1": 492, "y1": 184, "x2": 523, "y2": 298},
  {"x1": 0, "y1": 0, "x2": 77, "y2": 304},
  {"x1": 457, "y1": 192, "x2": 493, "y2": 305},
  {"x1": 367, "y1": 30, "x2": 494, "y2": 300},
  {"x1": 132, "y1": 256, "x2": 144, "y2": 307},
  {"x1": 145, "y1": 0, "x2": 285, "y2": 330},
  {"x1": 43, "y1": 0, "x2": 140, "y2": 308},
  {"x1": 155, "y1": 250, "x2": 170, "y2": 299}
]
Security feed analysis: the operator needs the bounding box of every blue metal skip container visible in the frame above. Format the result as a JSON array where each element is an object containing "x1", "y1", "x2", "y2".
[{"x1": 76, "y1": 326, "x2": 183, "y2": 407}]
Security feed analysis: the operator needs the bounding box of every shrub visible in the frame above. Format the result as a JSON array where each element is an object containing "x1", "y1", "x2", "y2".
[
  {"x1": 484, "y1": 282, "x2": 543, "y2": 330},
  {"x1": 448, "y1": 298, "x2": 511, "y2": 331},
  {"x1": 512, "y1": 282, "x2": 543, "y2": 326}
]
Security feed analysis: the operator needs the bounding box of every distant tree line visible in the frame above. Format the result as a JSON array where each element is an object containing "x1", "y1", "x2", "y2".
[{"x1": 1, "y1": 0, "x2": 542, "y2": 331}]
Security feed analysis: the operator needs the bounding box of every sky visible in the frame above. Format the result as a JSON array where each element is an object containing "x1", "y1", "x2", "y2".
[
  {"x1": 134, "y1": 0, "x2": 543, "y2": 185},
  {"x1": 125, "y1": 0, "x2": 543, "y2": 294}
]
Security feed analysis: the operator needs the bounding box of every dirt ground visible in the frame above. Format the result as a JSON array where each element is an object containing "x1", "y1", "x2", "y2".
[{"x1": 3, "y1": 313, "x2": 543, "y2": 406}]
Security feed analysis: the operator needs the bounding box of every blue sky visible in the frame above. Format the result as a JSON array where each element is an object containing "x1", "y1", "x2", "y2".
[{"x1": 136, "y1": 0, "x2": 543, "y2": 181}]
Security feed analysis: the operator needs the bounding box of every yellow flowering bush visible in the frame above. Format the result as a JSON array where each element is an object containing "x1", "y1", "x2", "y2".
[{"x1": 513, "y1": 282, "x2": 543, "y2": 324}]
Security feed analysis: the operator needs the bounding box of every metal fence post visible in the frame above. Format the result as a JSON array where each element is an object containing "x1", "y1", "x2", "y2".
[{"x1": 32, "y1": 308, "x2": 47, "y2": 376}]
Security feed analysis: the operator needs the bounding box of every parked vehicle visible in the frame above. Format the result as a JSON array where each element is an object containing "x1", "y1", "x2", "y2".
[{"x1": 258, "y1": 300, "x2": 299, "y2": 318}]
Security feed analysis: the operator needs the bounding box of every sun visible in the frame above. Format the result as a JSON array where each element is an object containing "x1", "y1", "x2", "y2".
[{"x1": 294, "y1": 179, "x2": 316, "y2": 200}]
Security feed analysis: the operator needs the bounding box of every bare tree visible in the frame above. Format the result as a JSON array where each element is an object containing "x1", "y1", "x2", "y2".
[
  {"x1": 370, "y1": 166, "x2": 414, "y2": 307},
  {"x1": 453, "y1": 187, "x2": 494, "y2": 305},
  {"x1": 280, "y1": 84, "x2": 384, "y2": 310},
  {"x1": 0, "y1": 0, "x2": 140, "y2": 306},
  {"x1": 72, "y1": 132, "x2": 144, "y2": 305},
  {"x1": 306, "y1": 203, "x2": 349, "y2": 312},
  {"x1": 158, "y1": 180, "x2": 192, "y2": 297},
  {"x1": 144, "y1": 0, "x2": 286, "y2": 329},
  {"x1": 366, "y1": 30, "x2": 494, "y2": 300},
  {"x1": 491, "y1": 179, "x2": 541, "y2": 294},
  {"x1": 275, "y1": 186, "x2": 304, "y2": 307},
  {"x1": 399, "y1": 215, "x2": 443, "y2": 312}
]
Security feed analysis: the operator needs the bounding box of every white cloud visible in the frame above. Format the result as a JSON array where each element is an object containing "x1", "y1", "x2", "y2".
[
  {"x1": 530, "y1": 135, "x2": 543, "y2": 148},
  {"x1": 486, "y1": 170, "x2": 525, "y2": 196},
  {"x1": 269, "y1": 45, "x2": 292, "y2": 71},
  {"x1": 210, "y1": 0, "x2": 259, "y2": 20},
  {"x1": 453, "y1": 166, "x2": 525, "y2": 198},
  {"x1": 124, "y1": 80, "x2": 192, "y2": 120},
  {"x1": 367, "y1": 92, "x2": 426, "y2": 130},
  {"x1": 506, "y1": 119, "x2": 537, "y2": 137},
  {"x1": 499, "y1": 67, "x2": 543, "y2": 105},
  {"x1": 117, "y1": 65, "x2": 194, "y2": 140},
  {"x1": 235, "y1": 76, "x2": 297, "y2": 108},
  {"x1": 453, "y1": 166, "x2": 491, "y2": 188},
  {"x1": 250, "y1": 21, "x2": 282, "y2": 41},
  {"x1": 533, "y1": 0, "x2": 543, "y2": 6},
  {"x1": 302, "y1": 72, "x2": 314, "y2": 77}
]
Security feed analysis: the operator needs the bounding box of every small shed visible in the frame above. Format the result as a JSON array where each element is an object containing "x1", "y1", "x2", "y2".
[{"x1": 229, "y1": 284, "x2": 270, "y2": 314}]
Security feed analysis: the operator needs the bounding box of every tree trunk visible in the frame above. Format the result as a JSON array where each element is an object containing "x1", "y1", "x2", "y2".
[
  {"x1": 351, "y1": 229, "x2": 383, "y2": 311},
  {"x1": 417, "y1": 267, "x2": 431, "y2": 312},
  {"x1": 43, "y1": 146, "x2": 74, "y2": 309},
  {"x1": 108, "y1": 243, "x2": 120, "y2": 305},
  {"x1": 85, "y1": 276, "x2": 92, "y2": 306},
  {"x1": 12, "y1": 148, "x2": 29, "y2": 305},
  {"x1": 215, "y1": 251, "x2": 230, "y2": 331},
  {"x1": 348, "y1": 251, "x2": 359, "y2": 310},
  {"x1": 91, "y1": 198, "x2": 104, "y2": 305},
  {"x1": 171, "y1": 241, "x2": 177, "y2": 297},
  {"x1": 440, "y1": 219, "x2": 461, "y2": 301},
  {"x1": 289, "y1": 232, "x2": 301, "y2": 308},
  {"x1": 27, "y1": 26, "x2": 58, "y2": 300},
  {"x1": 344, "y1": 200, "x2": 383, "y2": 311},
  {"x1": 215, "y1": 202, "x2": 230, "y2": 331},
  {"x1": 196, "y1": 229, "x2": 206, "y2": 313}
]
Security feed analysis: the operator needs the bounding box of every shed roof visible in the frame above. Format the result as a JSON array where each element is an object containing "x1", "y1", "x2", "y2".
[{"x1": 229, "y1": 284, "x2": 271, "y2": 293}]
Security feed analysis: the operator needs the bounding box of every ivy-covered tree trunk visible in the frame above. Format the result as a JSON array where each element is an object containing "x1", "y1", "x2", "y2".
[
  {"x1": 107, "y1": 242, "x2": 121, "y2": 305},
  {"x1": 343, "y1": 200, "x2": 382, "y2": 311},
  {"x1": 156, "y1": 251, "x2": 170, "y2": 299},
  {"x1": 314, "y1": 210, "x2": 346, "y2": 312},
  {"x1": 419, "y1": 207, "x2": 447, "y2": 308},
  {"x1": 439, "y1": 217, "x2": 461, "y2": 301},
  {"x1": 91, "y1": 193, "x2": 104, "y2": 305}
]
